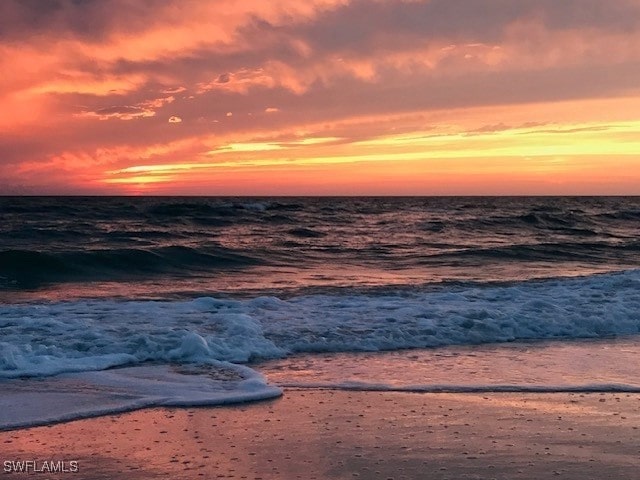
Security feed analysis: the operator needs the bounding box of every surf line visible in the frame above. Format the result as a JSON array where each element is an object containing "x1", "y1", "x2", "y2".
[{"x1": 277, "y1": 382, "x2": 640, "y2": 393}]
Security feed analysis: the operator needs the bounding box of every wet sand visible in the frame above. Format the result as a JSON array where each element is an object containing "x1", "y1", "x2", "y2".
[{"x1": 1, "y1": 390, "x2": 639, "y2": 480}]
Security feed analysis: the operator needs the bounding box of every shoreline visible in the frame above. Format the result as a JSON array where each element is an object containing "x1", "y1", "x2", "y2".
[{"x1": 1, "y1": 389, "x2": 639, "y2": 480}]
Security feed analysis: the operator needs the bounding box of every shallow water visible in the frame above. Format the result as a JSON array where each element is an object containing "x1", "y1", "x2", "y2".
[{"x1": 259, "y1": 337, "x2": 640, "y2": 392}]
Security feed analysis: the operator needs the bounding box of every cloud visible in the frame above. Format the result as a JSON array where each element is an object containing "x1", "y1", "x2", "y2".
[
  {"x1": 466, "y1": 121, "x2": 548, "y2": 135},
  {"x1": 288, "y1": 0, "x2": 640, "y2": 50},
  {"x1": 83, "y1": 105, "x2": 156, "y2": 120},
  {"x1": 216, "y1": 73, "x2": 231, "y2": 84},
  {"x1": 3, "y1": 0, "x2": 640, "y2": 193},
  {"x1": 162, "y1": 86, "x2": 187, "y2": 94}
]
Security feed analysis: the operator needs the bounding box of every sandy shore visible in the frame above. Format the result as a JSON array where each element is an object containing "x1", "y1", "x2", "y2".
[{"x1": 1, "y1": 390, "x2": 639, "y2": 480}]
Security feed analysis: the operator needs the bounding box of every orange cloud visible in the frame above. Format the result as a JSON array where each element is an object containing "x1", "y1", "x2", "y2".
[{"x1": 3, "y1": 0, "x2": 640, "y2": 194}]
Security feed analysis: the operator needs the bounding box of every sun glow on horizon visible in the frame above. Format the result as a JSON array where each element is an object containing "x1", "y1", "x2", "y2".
[{"x1": 99, "y1": 115, "x2": 640, "y2": 194}]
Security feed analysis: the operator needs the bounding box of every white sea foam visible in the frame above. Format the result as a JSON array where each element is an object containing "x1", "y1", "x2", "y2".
[
  {"x1": 1, "y1": 270, "x2": 639, "y2": 379},
  {"x1": 0, "y1": 363, "x2": 281, "y2": 430}
]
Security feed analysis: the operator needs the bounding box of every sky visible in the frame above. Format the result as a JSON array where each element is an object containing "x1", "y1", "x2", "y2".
[{"x1": 2, "y1": 0, "x2": 640, "y2": 195}]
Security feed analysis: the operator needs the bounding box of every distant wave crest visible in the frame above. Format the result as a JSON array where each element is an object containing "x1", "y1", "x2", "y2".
[{"x1": 0, "y1": 246, "x2": 264, "y2": 286}]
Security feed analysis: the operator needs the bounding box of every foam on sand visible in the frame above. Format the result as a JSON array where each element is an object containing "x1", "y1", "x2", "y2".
[{"x1": 0, "y1": 363, "x2": 281, "y2": 431}]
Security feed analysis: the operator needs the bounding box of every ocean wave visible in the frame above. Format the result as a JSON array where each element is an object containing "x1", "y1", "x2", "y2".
[
  {"x1": 286, "y1": 227, "x2": 327, "y2": 238},
  {"x1": 0, "y1": 246, "x2": 264, "y2": 286},
  {"x1": 145, "y1": 200, "x2": 303, "y2": 216},
  {"x1": 3, "y1": 198, "x2": 640, "y2": 293},
  {"x1": 596, "y1": 209, "x2": 640, "y2": 221},
  {"x1": 425, "y1": 240, "x2": 640, "y2": 262},
  {"x1": 146, "y1": 201, "x2": 234, "y2": 217},
  {"x1": 1, "y1": 270, "x2": 638, "y2": 379},
  {"x1": 419, "y1": 206, "x2": 638, "y2": 238}
]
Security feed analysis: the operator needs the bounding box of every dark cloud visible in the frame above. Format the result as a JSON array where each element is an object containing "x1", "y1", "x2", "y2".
[
  {"x1": 0, "y1": 182, "x2": 38, "y2": 195},
  {"x1": 523, "y1": 125, "x2": 615, "y2": 135},
  {"x1": 275, "y1": 0, "x2": 516, "y2": 53},
  {"x1": 87, "y1": 105, "x2": 155, "y2": 120},
  {"x1": 540, "y1": 0, "x2": 640, "y2": 33},
  {"x1": 4, "y1": 0, "x2": 639, "y2": 50},
  {"x1": 82, "y1": 0, "x2": 640, "y2": 114},
  {"x1": 246, "y1": 0, "x2": 640, "y2": 57},
  {"x1": 216, "y1": 73, "x2": 231, "y2": 84},
  {"x1": 94, "y1": 105, "x2": 147, "y2": 115},
  {"x1": 0, "y1": 0, "x2": 162, "y2": 42},
  {"x1": 466, "y1": 123, "x2": 512, "y2": 134},
  {"x1": 465, "y1": 122, "x2": 550, "y2": 135},
  {"x1": 0, "y1": 136, "x2": 54, "y2": 166}
]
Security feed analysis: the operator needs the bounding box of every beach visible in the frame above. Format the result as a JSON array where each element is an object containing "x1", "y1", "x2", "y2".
[
  {"x1": 3, "y1": 0, "x2": 640, "y2": 473},
  {"x1": 2, "y1": 389, "x2": 639, "y2": 480}
]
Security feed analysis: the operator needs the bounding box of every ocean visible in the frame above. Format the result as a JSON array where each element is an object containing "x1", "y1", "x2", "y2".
[{"x1": 1, "y1": 196, "x2": 639, "y2": 430}]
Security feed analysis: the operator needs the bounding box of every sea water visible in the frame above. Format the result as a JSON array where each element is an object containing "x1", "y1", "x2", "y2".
[{"x1": 1, "y1": 197, "x2": 639, "y2": 429}]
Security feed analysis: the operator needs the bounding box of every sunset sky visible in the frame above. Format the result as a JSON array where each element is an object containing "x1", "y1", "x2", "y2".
[{"x1": 2, "y1": 0, "x2": 640, "y2": 195}]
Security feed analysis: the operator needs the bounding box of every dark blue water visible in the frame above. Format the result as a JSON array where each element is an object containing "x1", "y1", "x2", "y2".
[{"x1": 1, "y1": 196, "x2": 639, "y2": 302}]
